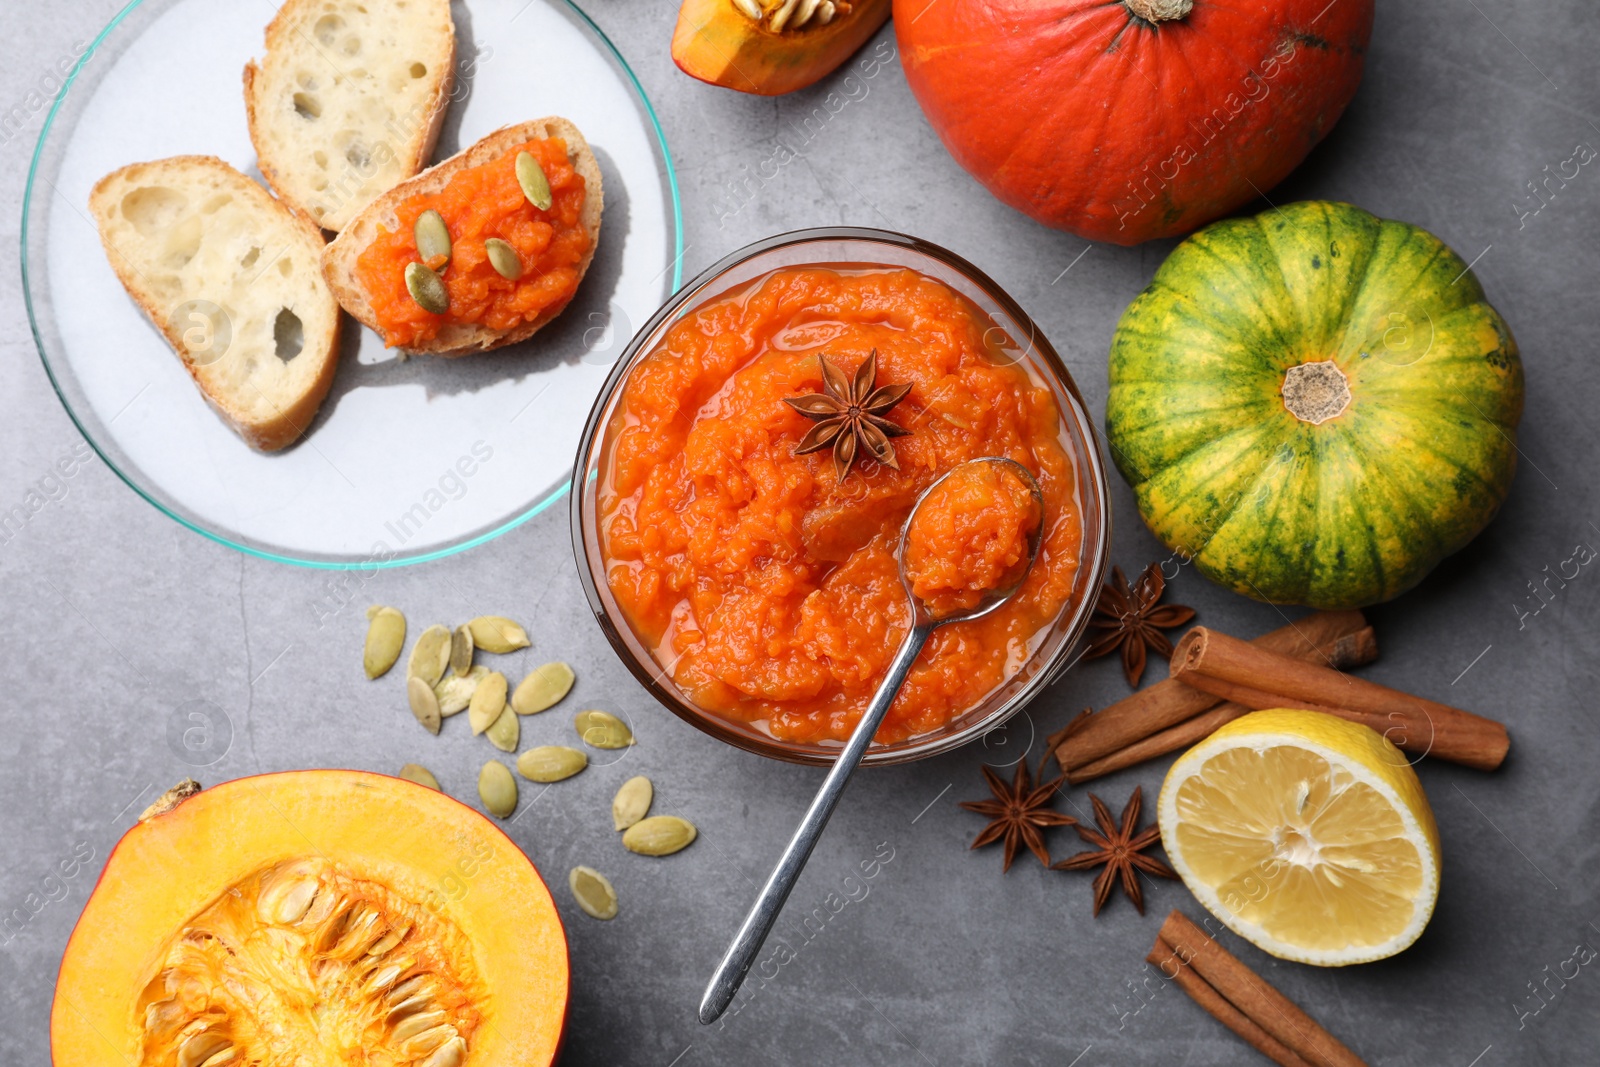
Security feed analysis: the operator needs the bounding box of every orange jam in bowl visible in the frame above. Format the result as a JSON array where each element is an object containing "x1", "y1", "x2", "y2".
[
  {"x1": 354, "y1": 138, "x2": 591, "y2": 348},
  {"x1": 905, "y1": 461, "x2": 1042, "y2": 619},
  {"x1": 595, "y1": 265, "x2": 1088, "y2": 747}
]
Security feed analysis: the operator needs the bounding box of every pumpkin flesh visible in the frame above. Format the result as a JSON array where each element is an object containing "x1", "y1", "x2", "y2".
[
  {"x1": 1106, "y1": 201, "x2": 1524, "y2": 608},
  {"x1": 895, "y1": 0, "x2": 1374, "y2": 244},
  {"x1": 51, "y1": 771, "x2": 569, "y2": 1067},
  {"x1": 672, "y1": 0, "x2": 891, "y2": 96}
]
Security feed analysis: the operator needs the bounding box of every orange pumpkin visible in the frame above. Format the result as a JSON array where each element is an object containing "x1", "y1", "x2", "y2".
[{"x1": 894, "y1": 0, "x2": 1374, "y2": 244}]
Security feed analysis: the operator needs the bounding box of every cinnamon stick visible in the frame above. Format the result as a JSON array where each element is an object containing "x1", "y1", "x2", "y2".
[
  {"x1": 1056, "y1": 611, "x2": 1374, "y2": 773},
  {"x1": 1147, "y1": 935, "x2": 1316, "y2": 1067},
  {"x1": 1068, "y1": 702, "x2": 1252, "y2": 783},
  {"x1": 1170, "y1": 627, "x2": 1509, "y2": 771},
  {"x1": 1157, "y1": 911, "x2": 1368, "y2": 1067}
]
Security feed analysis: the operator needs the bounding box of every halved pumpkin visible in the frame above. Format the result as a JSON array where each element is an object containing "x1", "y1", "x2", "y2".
[
  {"x1": 51, "y1": 771, "x2": 568, "y2": 1067},
  {"x1": 672, "y1": 0, "x2": 892, "y2": 96}
]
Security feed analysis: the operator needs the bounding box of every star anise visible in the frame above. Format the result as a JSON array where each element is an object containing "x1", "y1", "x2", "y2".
[
  {"x1": 1051, "y1": 786, "x2": 1177, "y2": 915},
  {"x1": 784, "y1": 350, "x2": 912, "y2": 482},
  {"x1": 959, "y1": 755, "x2": 1078, "y2": 871},
  {"x1": 1084, "y1": 562, "x2": 1195, "y2": 688}
]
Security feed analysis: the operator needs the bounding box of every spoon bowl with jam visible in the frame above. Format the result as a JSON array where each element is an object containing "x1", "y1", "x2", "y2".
[{"x1": 699, "y1": 456, "x2": 1045, "y2": 1024}]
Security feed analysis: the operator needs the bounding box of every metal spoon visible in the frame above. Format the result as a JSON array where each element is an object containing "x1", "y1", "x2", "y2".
[{"x1": 698, "y1": 457, "x2": 1046, "y2": 1024}]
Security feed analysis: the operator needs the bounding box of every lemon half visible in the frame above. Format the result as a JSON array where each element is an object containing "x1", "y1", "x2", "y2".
[{"x1": 1158, "y1": 709, "x2": 1441, "y2": 966}]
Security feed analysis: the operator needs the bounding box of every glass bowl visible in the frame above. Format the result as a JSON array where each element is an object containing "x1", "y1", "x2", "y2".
[
  {"x1": 569, "y1": 228, "x2": 1112, "y2": 766},
  {"x1": 22, "y1": 0, "x2": 682, "y2": 567}
]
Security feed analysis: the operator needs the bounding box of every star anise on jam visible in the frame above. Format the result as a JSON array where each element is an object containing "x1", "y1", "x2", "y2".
[
  {"x1": 784, "y1": 350, "x2": 912, "y2": 482},
  {"x1": 959, "y1": 755, "x2": 1078, "y2": 872},
  {"x1": 1083, "y1": 562, "x2": 1196, "y2": 688},
  {"x1": 1051, "y1": 786, "x2": 1177, "y2": 916}
]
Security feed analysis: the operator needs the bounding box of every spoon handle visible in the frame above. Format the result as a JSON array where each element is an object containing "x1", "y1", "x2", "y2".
[{"x1": 698, "y1": 621, "x2": 933, "y2": 1024}]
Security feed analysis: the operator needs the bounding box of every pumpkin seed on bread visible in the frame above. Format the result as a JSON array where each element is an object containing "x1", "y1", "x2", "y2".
[{"x1": 321, "y1": 117, "x2": 603, "y2": 357}]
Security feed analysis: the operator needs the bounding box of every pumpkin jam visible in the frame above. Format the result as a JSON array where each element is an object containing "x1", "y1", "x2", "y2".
[
  {"x1": 354, "y1": 138, "x2": 591, "y2": 348},
  {"x1": 905, "y1": 461, "x2": 1041, "y2": 619},
  {"x1": 598, "y1": 267, "x2": 1084, "y2": 745}
]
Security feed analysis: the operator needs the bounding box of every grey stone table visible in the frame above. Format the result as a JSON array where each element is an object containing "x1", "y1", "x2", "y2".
[{"x1": 3, "y1": 2, "x2": 1597, "y2": 1064}]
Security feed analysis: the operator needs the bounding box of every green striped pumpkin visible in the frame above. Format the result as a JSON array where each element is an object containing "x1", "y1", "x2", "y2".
[{"x1": 1106, "y1": 201, "x2": 1524, "y2": 609}]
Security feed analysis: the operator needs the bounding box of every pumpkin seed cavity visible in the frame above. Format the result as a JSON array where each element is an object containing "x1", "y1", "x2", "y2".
[
  {"x1": 484, "y1": 238, "x2": 522, "y2": 281},
  {"x1": 575, "y1": 710, "x2": 634, "y2": 750},
  {"x1": 738, "y1": 0, "x2": 838, "y2": 30},
  {"x1": 138, "y1": 857, "x2": 482, "y2": 1067},
  {"x1": 611, "y1": 776, "x2": 653, "y2": 831},
  {"x1": 568, "y1": 866, "x2": 618, "y2": 920},
  {"x1": 467, "y1": 672, "x2": 509, "y2": 736},
  {"x1": 622, "y1": 816, "x2": 697, "y2": 857},
  {"x1": 363, "y1": 607, "x2": 406, "y2": 679},
  {"x1": 404, "y1": 262, "x2": 449, "y2": 315},
  {"x1": 516, "y1": 746, "x2": 587, "y2": 783},
  {"x1": 407, "y1": 677, "x2": 442, "y2": 735},
  {"x1": 468, "y1": 616, "x2": 530, "y2": 654},
  {"x1": 478, "y1": 761, "x2": 517, "y2": 817},
  {"x1": 397, "y1": 763, "x2": 440, "y2": 790},
  {"x1": 512, "y1": 662, "x2": 575, "y2": 715},
  {"x1": 514, "y1": 152, "x2": 553, "y2": 211}
]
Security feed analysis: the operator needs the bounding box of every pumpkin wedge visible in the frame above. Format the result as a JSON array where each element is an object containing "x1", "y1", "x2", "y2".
[
  {"x1": 672, "y1": 0, "x2": 891, "y2": 96},
  {"x1": 52, "y1": 771, "x2": 568, "y2": 1067}
]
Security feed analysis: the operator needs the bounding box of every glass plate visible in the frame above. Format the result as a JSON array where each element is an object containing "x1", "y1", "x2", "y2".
[{"x1": 22, "y1": 0, "x2": 682, "y2": 567}]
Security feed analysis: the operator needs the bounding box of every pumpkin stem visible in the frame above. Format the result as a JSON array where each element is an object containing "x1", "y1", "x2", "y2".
[
  {"x1": 1124, "y1": 0, "x2": 1194, "y2": 22},
  {"x1": 1282, "y1": 361, "x2": 1351, "y2": 425},
  {"x1": 140, "y1": 779, "x2": 202, "y2": 821}
]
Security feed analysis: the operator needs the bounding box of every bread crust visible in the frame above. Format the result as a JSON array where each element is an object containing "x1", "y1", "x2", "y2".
[
  {"x1": 88, "y1": 155, "x2": 341, "y2": 452},
  {"x1": 243, "y1": 0, "x2": 457, "y2": 232},
  {"x1": 321, "y1": 117, "x2": 604, "y2": 357}
]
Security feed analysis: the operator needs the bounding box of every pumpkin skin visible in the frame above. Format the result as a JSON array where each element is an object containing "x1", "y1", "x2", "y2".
[
  {"x1": 1106, "y1": 201, "x2": 1524, "y2": 609},
  {"x1": 51, "y1": 771, "x2": 569, "y2": 1067},
  {"x1": 672, "y1": 0, "x2": 892, "y2": 96},
  {"x1": 894, "y1": 0, "x2": 1374, "y2": 245}
]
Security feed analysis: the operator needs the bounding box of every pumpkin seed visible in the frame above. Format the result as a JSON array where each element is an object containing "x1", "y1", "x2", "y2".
[
  {"x1": 468, "y1": 671, "x2": 508, "y2": 735},
  {"x1": 512, "y1": 661, "x2": 576, "y2": 715},
  {"x1": 611, "y1": 776, "x2": 653, "y2": 831},
  {"x1": 515, "y1": 746, "x2": 587, "y2": 783},
  {"x1": 484, "y1": 238, "x2": 523, "y2": 280},
  {"x1": 485, "y1": 705, "x2": 520, "y2": 753},
  {"x1": 468, "y1": 616, "x2": 530, "y2": 653},
  {"x1": 404, "y1": 261, "x2": 449, "y2": 315},
  {"x1": 413, "y1": 208, "x2": 451, "y2": 265},
  {"x1": 622, "y1": 815, "x2": 697, "y2": 857},
  {"x1": 397, "y1": 763, "x2": 440, "y2": 790},
  {"x1": 407, "y1": 676, "x2": 441, "y2": 735},
  {"x1": 434, "y1": 665, "x2": 487, "y2": 716},
  {"x1": 731, "y1": 0, "x2": 761, "y2": 18},
  {"x1": 363, "y1": 606, "x2": 406, "y2": 679},
  {"x1": 450, "y1": 624, "x2": 474, "y2": 677},
  {"x1": 515, "y1": 151, "x2": 553, "y2": 211},
  {"x1": 568, "y1": 866, "x2": 618, "y2": 920},
  {"x1": 575, "y1": 709, "x2": 634, "y2": 749},
  {"x1": 408, "y1": 625, "x2": 452, "y2": 686},
  {"x1": 477, "y1": 761, "x2": 517, "y2": 818}
]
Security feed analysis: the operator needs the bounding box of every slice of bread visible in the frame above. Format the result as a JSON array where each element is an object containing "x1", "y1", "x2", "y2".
[
  {"x1": 89, "y1": 156, "x2": 341, "y2": 452},
  {"x1": 244, "y1": 0, "x2": 456, "y2": 232},
  {"x1": 322, "y1": 117, "x2": 604, "y2": 357}
]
